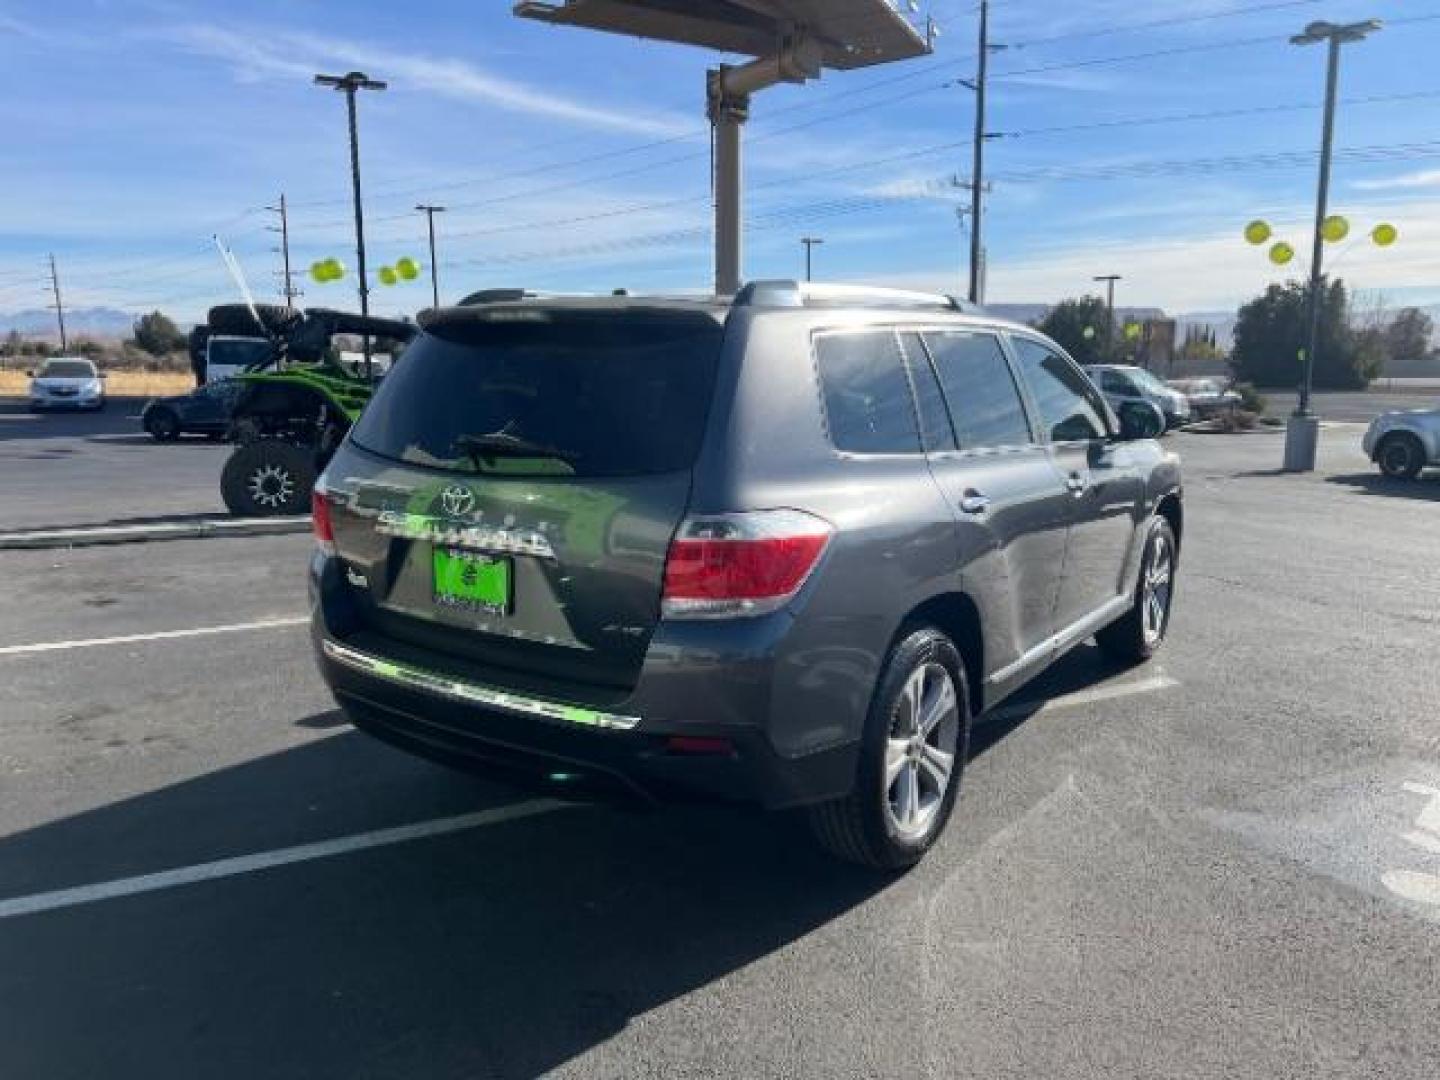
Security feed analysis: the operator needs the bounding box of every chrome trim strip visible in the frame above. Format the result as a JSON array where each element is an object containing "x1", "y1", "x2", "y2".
[
  {"x1": 986, "y1": 595, "x2": 1133, "y2": 687},
  {"x1": 321, "y1": 639, "x2": 641, "y2": 731}
]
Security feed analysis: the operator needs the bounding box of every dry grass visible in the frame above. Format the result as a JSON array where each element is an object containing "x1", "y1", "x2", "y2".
[{"x1": 0, "y1": 371, "x2": 196, "y2": 397}]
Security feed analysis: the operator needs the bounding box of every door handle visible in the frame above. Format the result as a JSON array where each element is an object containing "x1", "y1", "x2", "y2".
[
  {"x1": 1066, "y1": 471, "x2": 1089, "y2": 494},
  {"x1": 959, "y1": 490, "x2": 992, "y2": 515}
]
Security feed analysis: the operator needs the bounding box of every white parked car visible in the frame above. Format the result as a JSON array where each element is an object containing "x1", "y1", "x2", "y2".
[
  {"x1": 1363, "y1": 405, "x2": 1440, "y2": 479},
  {"x1": 27, "y1": 357, "x2": 107, "y2": 412}
]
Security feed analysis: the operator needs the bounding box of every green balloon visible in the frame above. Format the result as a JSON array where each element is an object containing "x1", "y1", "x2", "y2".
[
  {"x1": 1082, "y1": 326, "x2": 1097, "y2": 340},
  {"x1": 378, "y1": 266, "x2": 398, "y2": 287},
  {"x1": 1244, "y1": 220, "x2": 1272, "y2": 246},
  {"x1": 1321, "y1": 215, "x2": 1350, "y2": 244},
  {"x1": 395, "y1": 257, "x2": 421, "y2": 281},
  {"x1": 324, "y1": 258, "x2": 346, "y2": 282},
  {"x1": 1372, "y1": 222, "x2": 1399, "y2": 247},
  {"x1": 1269, "y1": 242, "x2": 1295, "y2": 267},
  {"x1": 309, "y1": 261, "x2": 329, "y2": 284}
]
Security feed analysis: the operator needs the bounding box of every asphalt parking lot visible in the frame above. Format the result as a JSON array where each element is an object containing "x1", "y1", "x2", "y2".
[{"x1": 2, "y1": 424, "x2": 1439, "y2": 1078}]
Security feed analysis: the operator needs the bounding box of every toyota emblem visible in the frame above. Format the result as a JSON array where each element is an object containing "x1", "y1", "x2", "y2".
[{"x1": 440, "y1": 486, "x2": 476, "y2": 518}]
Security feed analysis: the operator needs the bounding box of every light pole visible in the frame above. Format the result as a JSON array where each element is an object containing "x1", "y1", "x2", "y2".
[
  {"x1": 315, "y1": 70, "x2": 386, "y2": 373},
  {"x1": 416, "y1": 204, "x2": 446, "y2": 309},
  {"x1": 801, "y1": 236, "x2": 824, "y2": 282},
  {"x1": 1094, "y1": 274, "x2": 1122, "y2": 358},
  {"x1": 1284, "y1": 18, "x2": 1381, "y2": 472}
]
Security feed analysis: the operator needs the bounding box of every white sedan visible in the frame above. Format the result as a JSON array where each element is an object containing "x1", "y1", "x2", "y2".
[{"x1": 28, "y1": 357, "x2": 107, "y2": 412}]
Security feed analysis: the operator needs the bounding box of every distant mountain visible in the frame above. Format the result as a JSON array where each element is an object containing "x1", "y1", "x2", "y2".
[{"x1": 1, "y1": 307, "x2": 134, "y2": 341}]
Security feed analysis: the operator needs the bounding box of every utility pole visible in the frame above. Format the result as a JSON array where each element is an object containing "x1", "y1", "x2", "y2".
[
  {"x1": 801, "y1": 236, "x2": 824, "y2": 282},
  {"x1": 315, "y1": 70, "x2": 386, "y2": 374},
  {"x1": 968, "y1": 1, "x2": 990, "y2": 305},
  {"x1": 1284, "y1": 18, "x2": 1382, "y2": 472},
  {"x1": 47, "y1": 254, "x2": 67, "y2": 352},
  {"x1": 1094, "y1": 274, "x2": 1122, "y2": 357},
  {"x1": 416, "y1": 204, "x2": 446, "y2": 309},
  {"x1": 267, "y1": 194, "x2": 300, "y2": 310}
]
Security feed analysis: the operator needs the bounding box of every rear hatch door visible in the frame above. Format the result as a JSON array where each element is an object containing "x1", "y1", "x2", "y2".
[{"x1": 327, "y1": 305, "x2": 725, "y2": 694}]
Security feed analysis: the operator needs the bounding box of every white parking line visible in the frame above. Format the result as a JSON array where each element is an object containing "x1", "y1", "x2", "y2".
[
  {"x1": 0, "y1": 616, "x2": 309, "y2": 657},
  {"x1": 0, "y1": 800, "x2": 567, "y2": 921},
  {"x1": 989, "y1": 674, "x2": 1179, "y2": 722}
]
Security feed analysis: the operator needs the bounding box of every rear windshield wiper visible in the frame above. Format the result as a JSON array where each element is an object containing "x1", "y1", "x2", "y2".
[{"x1": 453, "y1": 431, "x2": 578, "y2": 468}]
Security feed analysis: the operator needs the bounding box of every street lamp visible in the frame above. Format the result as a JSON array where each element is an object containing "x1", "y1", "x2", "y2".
[
  {"x1": 315, "y1": 70, "x2": 386, "y2": 373},
  {"x1": 1283, "y1": 18, "x2": 1381, "y2": 472},
  {"x1": 415, "y1": 204, "x2": 447, "y2": 309},
  {"x1": 801, "y1": 236, "x2": 824, "y2": 282}
]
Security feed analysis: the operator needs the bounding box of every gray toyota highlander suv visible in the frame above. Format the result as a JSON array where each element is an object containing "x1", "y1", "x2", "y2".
[{"x1": 309, "y1": 282, "x2": 1183, "y2": 869}]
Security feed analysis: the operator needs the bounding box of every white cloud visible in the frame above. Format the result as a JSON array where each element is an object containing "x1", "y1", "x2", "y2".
[
  {"x1": 157, "y1": 24, "x2": 694, "y2": 138},
  {"x1": 1353, "y1": 168, "x2": 1440, "y2": 192},
  {"x1": 865, "y1": 197, "x2": 1440, "y2": 312}
]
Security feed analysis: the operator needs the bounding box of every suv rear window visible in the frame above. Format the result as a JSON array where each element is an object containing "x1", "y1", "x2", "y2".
[{"x1": 349, "y1": 310, "x2": 723, "y2": 478}]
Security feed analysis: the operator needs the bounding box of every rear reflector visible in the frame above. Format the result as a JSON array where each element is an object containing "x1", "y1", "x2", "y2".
[
  {"x1": 312, "y1": 487, "x2": 337, "y2": 555},
  {"x1": 661, "y1": 509, "x2": 833, "y2": 619}
]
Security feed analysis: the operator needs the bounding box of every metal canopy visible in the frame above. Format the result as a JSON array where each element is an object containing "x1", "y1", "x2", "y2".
[
  {"x1": 515, "y1": 0, "x2": 928, "y2": 70},
  {"x1": 514, "y1": 0, "x2": 929, "y2": 294}
]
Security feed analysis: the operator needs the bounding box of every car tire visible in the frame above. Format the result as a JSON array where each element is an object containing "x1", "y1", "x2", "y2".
[
  {"x1": 1096, "y1": 516, "x2": 1177, "y2": 663},
  {"x1": 145, "y1": 408, "x2": 181, "y2": 442},
  {"x1": 808, "y1": 627, "x2": 971, "y2": 871},
  {"x1": 1376, "y1": 433, "x2": 1425, "y2": 481},
  {"x1": 221, "y1": 441, "x2": 316, "y2": 517}
]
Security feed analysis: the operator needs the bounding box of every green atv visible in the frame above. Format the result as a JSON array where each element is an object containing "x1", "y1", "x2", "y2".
[{"x1": 205, "y1": 303, "x2": 416, "y2": 517}]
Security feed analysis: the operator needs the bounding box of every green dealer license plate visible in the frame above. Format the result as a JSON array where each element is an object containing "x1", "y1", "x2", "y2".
[{"x1": 433, "y1": 548, "x2": 511, "y2": 616}]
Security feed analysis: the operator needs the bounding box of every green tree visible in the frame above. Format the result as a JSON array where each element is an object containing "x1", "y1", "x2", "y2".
[
  {"x1": 1039, "y1": 296, "x2": 1112, "y2": 365},
  {"x1": 1384, "y1": 307, "x2": 1434, "y2": 368},
  {"x1": 1229, "y1": 278, "x2": 1377, "y2": 390},
  {"x1": 130, "y1": 310, "x2": 187, "y2": 357}
]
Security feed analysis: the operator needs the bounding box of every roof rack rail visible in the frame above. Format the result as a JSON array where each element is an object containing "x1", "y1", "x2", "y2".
[
  {"x1": 732, "y1": 280, "x2": 982, "y2": 314},
  {"x1": 456, "y1": 288, "x2": 554, "y2": 306}
]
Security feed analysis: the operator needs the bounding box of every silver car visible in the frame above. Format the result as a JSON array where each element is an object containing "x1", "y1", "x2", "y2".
[
  {"x1": 1363, "y1": 405, "x2": 1440, "y2": 479},
  {"x1": 1085, "y1": 364, "x2": 1191, "y2": 429},
  {"x1": 28, "y1": 357, "x2": 106, "y2": 412}
]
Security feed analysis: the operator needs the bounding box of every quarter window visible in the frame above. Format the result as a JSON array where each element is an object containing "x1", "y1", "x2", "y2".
[
  {"x1": 899, "y1": 333, "x2": 957, "y2": 452},
  {"x1": 815, "y1": 332, "x2": 922, "y2": 454},
  {"x1": 923, "y1": 331, "x2": 1034, "y2": 450},
  {"x1": 1011, "y1": 338, "x2": 1110, "y2": 443}
]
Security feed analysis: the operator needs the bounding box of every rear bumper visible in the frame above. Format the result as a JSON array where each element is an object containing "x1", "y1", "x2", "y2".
[
  {"x1": 309, "y1": 555, "x2": 860, "y2": 809},
  {"x1": 315, "y1": 632, "x2": 856, "y2": 809}
]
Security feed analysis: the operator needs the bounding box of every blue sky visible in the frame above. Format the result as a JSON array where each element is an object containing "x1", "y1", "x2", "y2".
[{"x1": 1, "y1": 0, "x2": 1438, "y2": 324}]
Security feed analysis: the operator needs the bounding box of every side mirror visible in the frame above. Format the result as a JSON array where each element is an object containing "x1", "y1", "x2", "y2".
[
  {"x1": 1116, "y1": 400, "x2": 1165, "y2": 441},
  {"x1": 25, "y1": 370, "x2": 34, "y2": 378}
]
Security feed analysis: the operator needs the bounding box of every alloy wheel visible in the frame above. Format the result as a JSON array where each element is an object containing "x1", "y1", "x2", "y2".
[
  {"x1": 884, "y1": 662, "x2": 960, "y2": 840},
  {"x1": 1142, "y1": 531, "x2": 1174, "y2": 646},
  {"x1": 248, "y1": 463, "x2": 295, "y2": 510}
]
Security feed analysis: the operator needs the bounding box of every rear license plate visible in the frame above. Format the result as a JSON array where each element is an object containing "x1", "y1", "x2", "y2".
[{"x1": 432, "y1": 548, "x2": 511, "y2": 616}]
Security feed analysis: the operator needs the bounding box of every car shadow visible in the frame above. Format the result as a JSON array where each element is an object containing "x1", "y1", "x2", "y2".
[
  {"x1": 0, "y1": 646, "x2": 1131, "y2": 1079},
  {"x1": 1325, "y1": 471, "x2": 1440, "y2": 501}
]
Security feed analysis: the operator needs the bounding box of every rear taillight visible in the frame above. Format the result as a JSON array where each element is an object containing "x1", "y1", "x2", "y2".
[
  {"x1": 661, "y1": 510, "x2": 833, "y2": 619},
  {"x1": 312, "y1": 487, "x2": 337, "y2": 556}
]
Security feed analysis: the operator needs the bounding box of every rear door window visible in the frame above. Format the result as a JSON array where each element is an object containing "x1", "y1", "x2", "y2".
[
  {"x1": 899, "y1": 333, "x2": 957, "y2": 453},
  {"x1": 815, "y1": 331, "x2": 921, "y2": 454},
  {"x1": 1010, "y1": 337, "x2": 1110, "y2": 443},
  {"x1": 350, "y1": 310, "x2": 724, "y2": 478},
  {"x1": 923, "y1": 331, "x2": 1034, "y2": 450}
]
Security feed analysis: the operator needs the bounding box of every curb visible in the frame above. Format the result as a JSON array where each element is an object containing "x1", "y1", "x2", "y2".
[{"x1": 0, "y1": 517, "x2": 311, "y2": 550}]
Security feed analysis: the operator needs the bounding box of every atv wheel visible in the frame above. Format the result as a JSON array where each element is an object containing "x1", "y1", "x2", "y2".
[{"x1": 221, "y1": 442, "x2": 316, "y2": 517}]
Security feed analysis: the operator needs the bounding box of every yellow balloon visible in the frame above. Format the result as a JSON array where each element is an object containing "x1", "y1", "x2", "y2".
[
  {"x1": 309, "y1": 261, "x2": 329, "y2": 284},
  {"x1": 1372, "y1": 222, "x2": 1399, "y2": 247},
  {"x1": 1082, "y1": 326, "x2": 1096, "y2": 340},
  {"x1": 378, "y1": 266, "x2": 398, "y2": 287},
  {"x1": 1269, "y1": 242, "x2": 1295, "y2": 267},
  {"x1": 395, "y1": 257, "x2": 421, "y2": 281},
  {"x1": 1124, "y1": 322, "x2": 1142, "y2": 341},
  {"x1": 1321, "y1": 215, "x2": 1350, "y2": 243},
  {"x1": 1244, "y1": 220, "x2": 1272, "y2": 245},
  {"x1": 324, "y1": 258, "x2": 346, "y2": 282}
]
